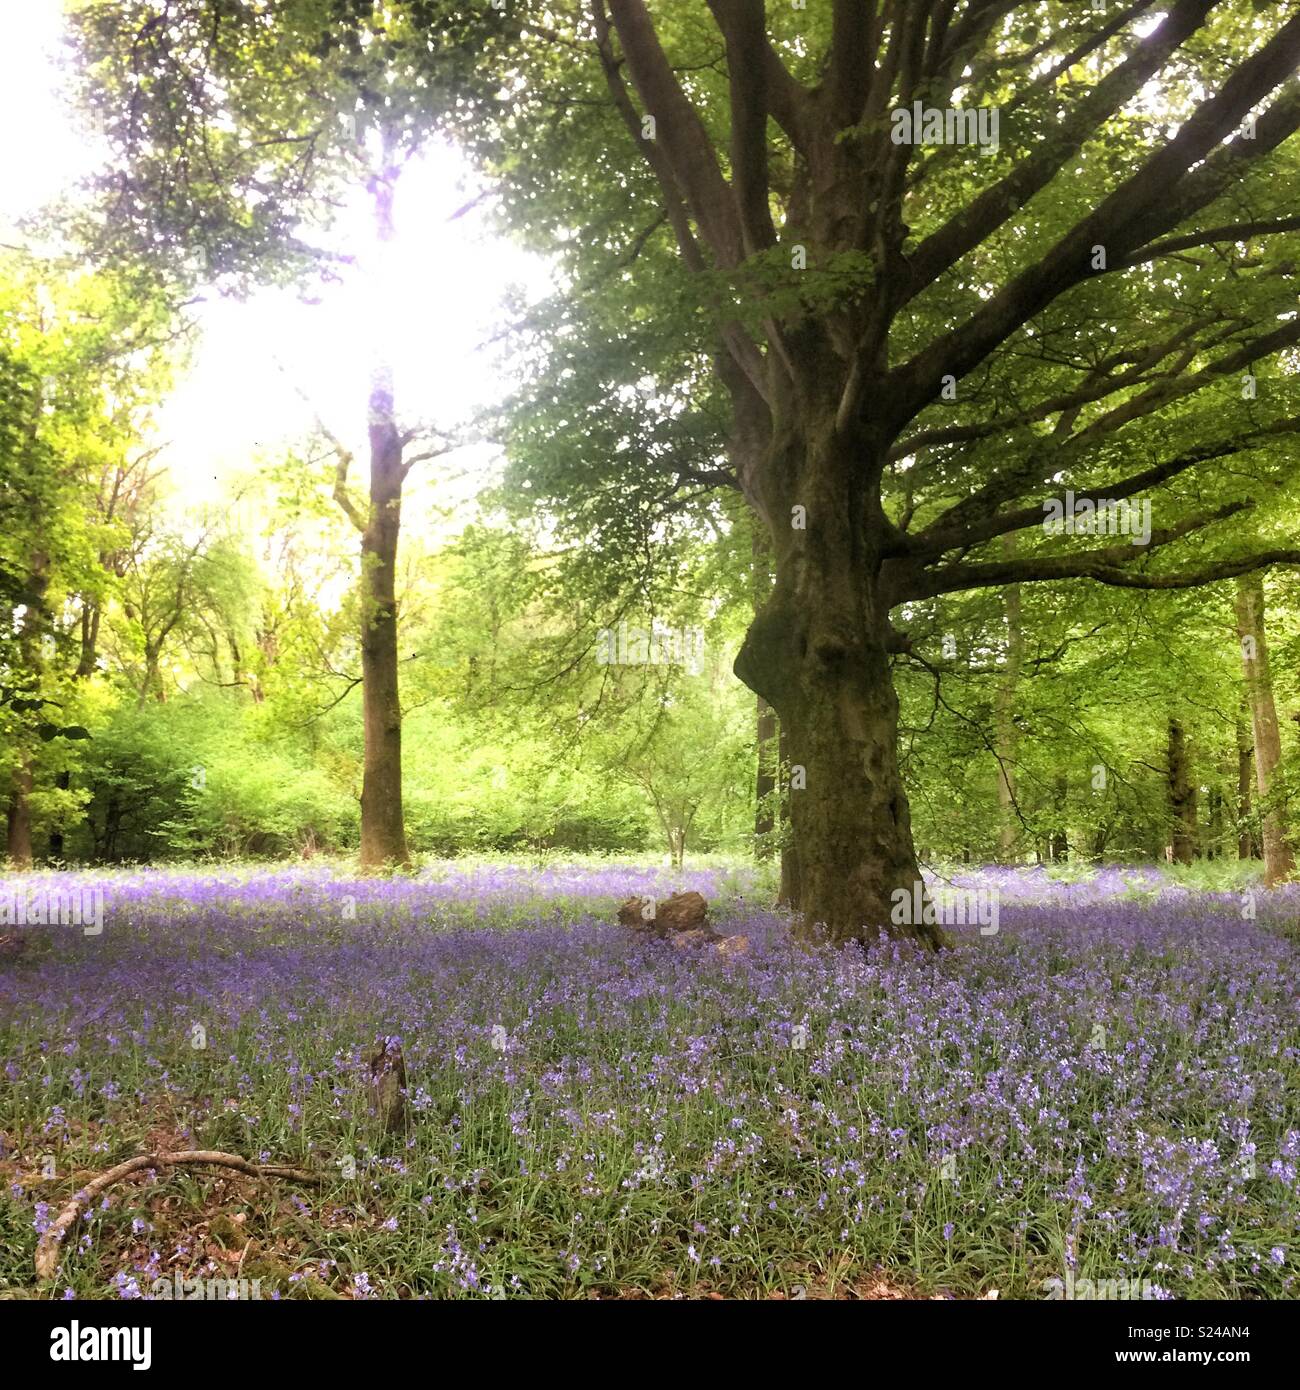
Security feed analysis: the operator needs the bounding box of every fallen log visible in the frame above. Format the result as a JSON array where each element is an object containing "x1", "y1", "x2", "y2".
[{"x1": 617, "y1": 891, "x2": 710, "y2": 936}]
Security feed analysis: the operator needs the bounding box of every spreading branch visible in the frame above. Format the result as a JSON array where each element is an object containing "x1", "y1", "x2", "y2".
[
  {"x1": 906, "y1": 542, "x2": 1300, "y2": 604},
  {"x1": 898, "y1": 414, "x2": 1300, "y2": 560}
]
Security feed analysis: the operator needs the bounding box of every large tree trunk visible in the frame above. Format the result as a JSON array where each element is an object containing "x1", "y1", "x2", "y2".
[
  {"x1": 1235, "y1": 574, "x2": 1292, "y2": 885},
  {"x1": 778, "y1": 838, "x2": 801, "y2": 910},
  {"x1": 1167, "y1": 717, "x2": 1197, "y2": 864},
  {"x1": 735, "y1": 404, "x2": 944, "y2": 950},
  {"x1": 776, "y1": 720, "x2": 800, "y2": 908}
]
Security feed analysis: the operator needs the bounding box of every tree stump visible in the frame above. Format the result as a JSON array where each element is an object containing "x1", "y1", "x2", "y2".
[{"x1": 365, "y1": 1037, "x2": 408, "y2": 1136}]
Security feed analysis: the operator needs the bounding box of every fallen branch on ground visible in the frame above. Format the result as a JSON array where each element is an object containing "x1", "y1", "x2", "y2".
[{"x1": 35, "y1": 1149, "x2": 321, "y2": 1283}]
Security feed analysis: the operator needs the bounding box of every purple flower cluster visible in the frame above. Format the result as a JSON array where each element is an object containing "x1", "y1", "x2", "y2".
[{"x1": 1, "y1": 861, "x2": 1296, "y2": 1298}]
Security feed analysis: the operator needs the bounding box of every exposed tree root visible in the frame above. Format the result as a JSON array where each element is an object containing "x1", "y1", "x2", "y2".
[{"x1": 34, "y1": 1149, "x2": 320, "y2": 1283}]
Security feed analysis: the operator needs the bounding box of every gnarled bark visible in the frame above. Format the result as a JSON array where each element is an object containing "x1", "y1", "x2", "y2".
[{"x1": 735, "y1": 398, "x2": 944, "y2": 951}]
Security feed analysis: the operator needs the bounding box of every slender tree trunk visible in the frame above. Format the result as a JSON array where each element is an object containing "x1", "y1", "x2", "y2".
[
  {"x1": 47, "y1": 771, "x2": 70, "y2": 860},
  {"x1": 1235, "y1": 574, "x2": 1292, "y2": 884},
  {"x1": 140, "y1": 645, "x2": 167, "y2": 706},
  {"x1": 6, "y1": 761, "x2": 34, "y2": 869},
  {"x1": 671, "y1": 824, "x2": 686, "y2": 869},
  {"x1": 994, "y1": 547, "x2": 1022, "y2": 861},
  {"x1": 352, "y1": 152, "x2": 411, "y2": 870},
  {"x1": 7, "y1": 555, "x2": 49, "y2": 868},
  {"x1": 76, "y1": 602, "x2": 101, "y2": 679},
  {"x1": 1167, "y1": 717, "x2": 1197, "y2": 864},
  {"x1": 776, "y1": 720, "x2": 800, "y2": 908},
  {"x1": 1237, "y1": 712, "x2": 1254, "y2": 860},
  {"x1": 735, "y1": 401, "x2": 944, "y2": 950},
  {"x1": 1049, "y1": 772, "x2": 1069, "y2": 862},
  {"x1": 49, "y1": 599, "x2": 103, "y2": 859},
  {"x1": 1206, "y1": 783, "x2": 1223, "y2": 859},
  {"x1": 752, "y1": 525, "x2": 777, "y2": 858},
  {"x1": 357, "y1": 364, "x2": 410, "y2": 869}
]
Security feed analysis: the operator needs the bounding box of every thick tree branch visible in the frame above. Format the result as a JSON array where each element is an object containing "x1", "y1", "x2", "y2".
[
  {"x1": 606, "y1": 0, "x2": 744, "y2": 267},
  {"x1": 828, "y1": 0, "x2": 877, "y2": 127},
  {"x1": 591, "y1": 3, "x2": 703, "y2": 269},
  {"x1": 888, "y1": 314, "x2": 1219, "y2": 460},
  {"x1": 1065, "y1": 317, "x2": 1300, "y2": 454},
  {"x1": 592, "y1": 0, "x2": 770, "y2": 402},
  {"x1": 706, "y1": 0, "x2": 777, "y2": 255},
  {"x1": 1119, "y1": 215, "x2": 1300, "y2": 269},
  {"x1": 907, "y1": 316, "x2": 1300, "y2": 544},
  {"x1": 999, "y1": 3, "x2": 1161, "y2": 122},
  {"x1": 1105, "y1": 82, "x2": 1300, "y2": 264},
  {"x1": 908, "y1": 546, "x2": 1300, "y2": 601}
]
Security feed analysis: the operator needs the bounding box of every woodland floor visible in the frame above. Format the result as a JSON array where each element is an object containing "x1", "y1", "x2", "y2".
[{"x1": 1, "y1": 857, "x2": 1297, "y2": 1300}]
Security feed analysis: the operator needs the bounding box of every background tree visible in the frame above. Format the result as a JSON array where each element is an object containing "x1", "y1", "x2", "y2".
[
  {"x1": 1, "y1": 255, "x2": 173, "y2": 863},
  {"x1": 69, "y1": 0, "x2": 480, "y2": 867},
  {"x1": 1234, "y1": 572, "x2": 1293, "y2": 883}
]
